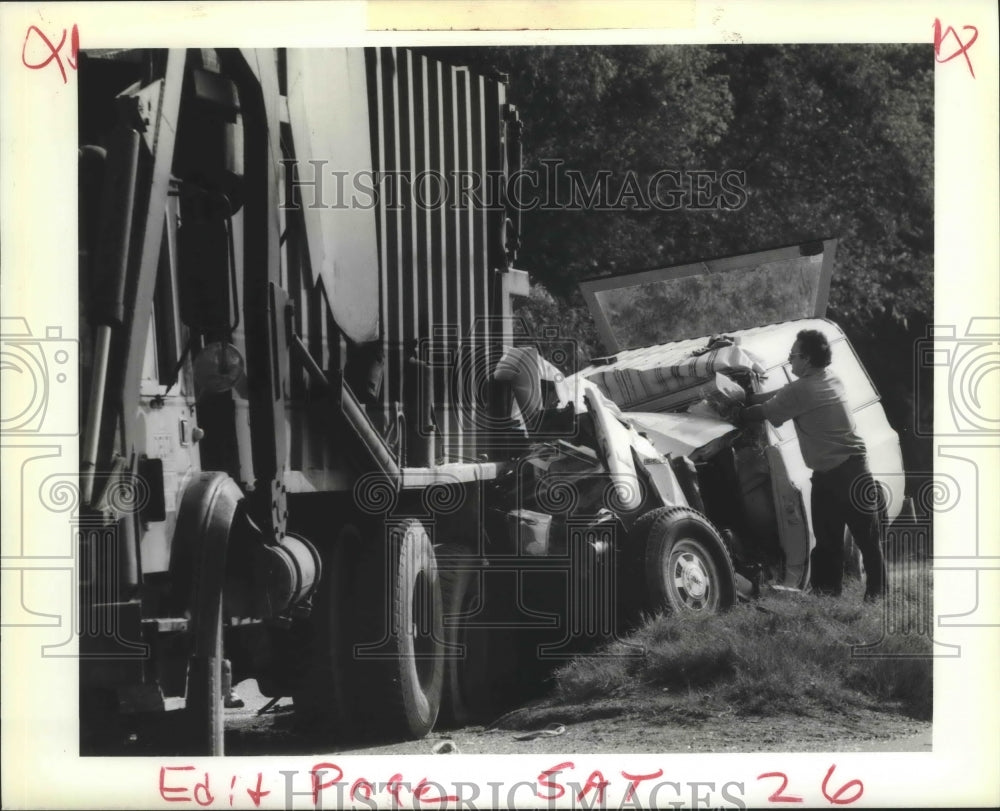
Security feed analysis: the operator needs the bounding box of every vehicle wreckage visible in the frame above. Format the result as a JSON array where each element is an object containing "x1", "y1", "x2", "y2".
[
  {"x1": 76, "y1": 43, "x2": 903, "y2": 751},
  {"x1": 472, "y1": 242, "x2": 907, "y2": 704}
]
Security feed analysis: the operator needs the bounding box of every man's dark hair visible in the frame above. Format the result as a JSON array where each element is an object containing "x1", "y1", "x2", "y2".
[{"x1": 796, "y1": 329, "x2": 832, "y2": 367}]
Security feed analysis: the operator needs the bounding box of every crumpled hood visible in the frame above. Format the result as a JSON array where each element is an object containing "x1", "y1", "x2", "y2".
[{"x1": 625, "y1": 410, "x2": 740, "y2": 461}]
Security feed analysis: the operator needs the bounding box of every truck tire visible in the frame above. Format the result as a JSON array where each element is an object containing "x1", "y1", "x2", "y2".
[
  {"x1": 184, "y1": 623, "x2": 224, "y2": 755},
  {"x1": 436, "y1": 545, "x2": 488, "y2": 727},
  {"x1": 619, "y1": 509, "x2": 668, "y2": 625},
  {"x1": 641, "y1": 507, "x2": 737, "y2": 614},
  {"x1": 353, "y1": 518, "x2": 444, "y2": 739},
  {"x1": 291, "y1": 524, "x2": 355, "y2": 738}
]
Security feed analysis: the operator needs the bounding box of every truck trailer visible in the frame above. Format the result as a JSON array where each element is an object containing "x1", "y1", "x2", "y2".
[{"x1": 77, "y1": 45, "x2": 538, "y2": 754}]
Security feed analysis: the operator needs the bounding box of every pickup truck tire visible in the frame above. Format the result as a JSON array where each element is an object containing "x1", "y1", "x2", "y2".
[
  {"x1": 353, "y1": 518, "x2": 444, "y2": 739},
  {"x1": 641, "y1": 507, "x2": 737, "y2": 614},
  {"x1": 619, "y1": 509, "x2": 667, "y2": 625}
]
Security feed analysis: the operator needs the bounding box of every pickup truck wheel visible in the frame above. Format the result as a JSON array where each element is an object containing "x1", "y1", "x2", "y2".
[
  {"x1": 620, "y1": 509, "x2": 671, "y2": 624},
  {"x1": 353, "y1": 519, "x2": 444, "y2": 739},
  {"x1": 643, "y1": 507, "x2": 736, "y2": 614}
]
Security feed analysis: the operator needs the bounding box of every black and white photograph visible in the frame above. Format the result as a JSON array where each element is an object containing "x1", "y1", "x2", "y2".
[{"x1": 2, "y1": 2, "x2": 998, "y2": 809}]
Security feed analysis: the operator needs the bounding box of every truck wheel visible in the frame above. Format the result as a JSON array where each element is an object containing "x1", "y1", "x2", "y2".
[
  {"x1": 151, "y1": 623, "x2": 224, "y2": 756},
  {"x1": 619, "y1": 509, "x2": 668, "y2": 625},
  {"x1": 642, "y1": 507, "x2": 736, "y2": 614},
  {"x1": 353, "y1": 518, "x2": 444, "y2": 739},
  {"x1": 183, "y1": 621, "x2": 224, "y2": 755},
  {"x1": 436, "y1": 545, "x2": 486, "y2": 727},
  {"x1": 291, "y1": 525, "x2": 355, "y2": 738}
]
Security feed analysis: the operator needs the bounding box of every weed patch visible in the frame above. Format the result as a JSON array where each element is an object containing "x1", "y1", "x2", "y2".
[{"x1": 551, "y1": 563, "x2": 933, "y2": 722}]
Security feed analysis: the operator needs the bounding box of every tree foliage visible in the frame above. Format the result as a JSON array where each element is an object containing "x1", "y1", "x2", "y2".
[
  {"x1": 491, "y1": 44, "x2": 931, "y2": 330},
  {"x1": 428, "y1": 44, "x2": 933, "y2": 479}
]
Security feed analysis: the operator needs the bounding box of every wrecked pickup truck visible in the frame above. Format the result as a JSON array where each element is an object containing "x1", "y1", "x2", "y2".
[
  {"x1": 575, "y1": 239, "x2": 905, "y2": 591},
  {"x1": 473, "y1": 241, "x2": 905, "y2": 703},
  {"x1": 443, "y1": 240, "x2": 907, "y2": 721},
  {"x1": 457, "y1": 345, "x2": 744, "y2": 715}
]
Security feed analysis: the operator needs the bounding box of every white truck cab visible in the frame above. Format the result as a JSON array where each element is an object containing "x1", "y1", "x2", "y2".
[{"x1": 576, "y1": 240, "x2": 905, "y2": 589}]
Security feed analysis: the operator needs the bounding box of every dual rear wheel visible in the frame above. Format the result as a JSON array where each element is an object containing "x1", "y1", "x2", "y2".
[
  {"x1": 294, "y1": 507, "x2": 737, "y2": 741},
  {"x1": 294, "y1": 519, "x2": 484, "y2": 740}
]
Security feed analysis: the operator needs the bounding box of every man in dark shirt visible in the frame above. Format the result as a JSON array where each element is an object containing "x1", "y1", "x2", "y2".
[{"x1": 739, "y1": 329, "x2": 887, "y2": 599}]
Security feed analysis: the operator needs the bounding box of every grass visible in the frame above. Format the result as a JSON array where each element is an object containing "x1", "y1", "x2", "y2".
[{"x1": 544, "y1": 561, "x2": 933, "y2": 725}]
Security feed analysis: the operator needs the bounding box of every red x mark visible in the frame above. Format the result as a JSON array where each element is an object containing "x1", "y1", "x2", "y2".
[
  {"x1": 21, "y1": 24, "x2": 79, "y2": 84},
  {"x1": 933, "y1": 18, "x2": 978, "y2": 78}
]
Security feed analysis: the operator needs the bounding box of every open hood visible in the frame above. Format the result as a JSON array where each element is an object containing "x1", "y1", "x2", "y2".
[
  {"x1": 579, "y1": 239, "x2": 837, "y2": 353},
  {"x1": 626, "y1": 410, "x2": 739, "y2": 461}
]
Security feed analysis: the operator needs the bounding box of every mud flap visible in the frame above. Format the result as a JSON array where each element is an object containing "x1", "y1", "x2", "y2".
[{"x1": 765, "y1": 446, "x2": 811, "y2": 589}]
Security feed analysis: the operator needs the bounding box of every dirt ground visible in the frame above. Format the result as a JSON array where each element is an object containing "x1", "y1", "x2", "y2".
[{"x1": 225, "y1": 679, "x2": 932, "y2": 757}]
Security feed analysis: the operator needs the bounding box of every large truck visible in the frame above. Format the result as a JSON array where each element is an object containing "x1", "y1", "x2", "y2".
[
  {"x1": 79, "y1": 45, "x2": 698, "y2": 756},
  {"x1": 76, "y1": 47, "x2": 904, "y2": 757},
  {"x1": 77, "y1": 46, "x2": 539, "y2": 754}
]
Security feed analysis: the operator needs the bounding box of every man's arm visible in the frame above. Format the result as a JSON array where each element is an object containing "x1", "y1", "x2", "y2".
[
  {"x1": 736, "y1": 389, "x2": 778, "y2": 423},
  {"x1": 739, "y1": 382, "x2": 805, "y2": 427}
]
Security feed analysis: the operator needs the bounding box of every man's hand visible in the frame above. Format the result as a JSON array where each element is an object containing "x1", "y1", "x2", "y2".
[
  {"x1": 738, "y1": 404, "x2": 767, "y2": 424},
  {"x1": 717, "y1": 399, "x2": 742, "y2": 424},
  {"x1": 747, "y1": 390, "x2": 779, "y2": 406}
]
